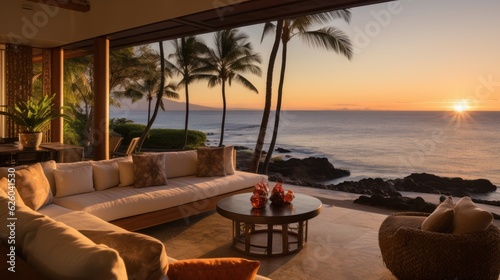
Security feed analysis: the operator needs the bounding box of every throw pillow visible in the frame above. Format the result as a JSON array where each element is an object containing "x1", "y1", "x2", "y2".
[
  {"x1": 452, "y1": 196, "x2": 493, "y2": 234},
  {"x1": 224, "y1": 145, "x2": 236, "y2": 175},
  {"x1": 167, "y1": 258, "x2": 260, "y2": 280},
  {"x1": 421, "y1": 196, "x2": 454, "y2": 232},
  {"x1": 53, "y1": 165, "x2": 94, "y2": 198},
  {"x1": 197, "y1": 147, "x2": 226, "y2": 177},
  {"x1": 0, "y1": 177, "x2": 26, "y2": 207},
  {"x1": 163, "y1": 150, "x2": 198, "y2": 178},
  {"x1": 40, "y1": 160, "x2": 57, "y2": 194},
  {"x1": 14, "y1": 163, "x2": 53, "y2": 211},
  {"x1": 80, "y1": 230, "x2": 168, "y2": 280},
  {"x1": 91, "y1": 162, "x2": 120, "y2": 190},
  {"x1": 118, "y1": 161, "x2": 135, "y2": 186},
  {"x1": 132, "y1": 154, "x2": 167, "y2": 188}
]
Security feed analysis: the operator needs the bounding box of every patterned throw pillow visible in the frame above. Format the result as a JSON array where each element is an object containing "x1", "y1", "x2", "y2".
[
  {"x1": 196, "y1": 147, "x2": 226, "y2": 177},
  {"x1": 14, "y1": 163, "x2": 53, "y2": 210},
  {"x1": 132, "y1": 154, "x2": 167, "y2": 188}
]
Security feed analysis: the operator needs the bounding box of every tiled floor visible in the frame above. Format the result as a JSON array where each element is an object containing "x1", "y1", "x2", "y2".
[{"x1": 141, "y1": 185, "x2": 500, "y2": 280}]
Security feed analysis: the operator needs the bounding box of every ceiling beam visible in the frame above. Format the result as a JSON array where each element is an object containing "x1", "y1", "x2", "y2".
[{"x1": 26, "y1": 0, "x2": 90, "y2": 13}]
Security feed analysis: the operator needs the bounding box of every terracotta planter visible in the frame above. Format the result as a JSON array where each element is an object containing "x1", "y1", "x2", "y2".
[{"x1": 19, "y1": 132, "x2": 43, "y2": 149}]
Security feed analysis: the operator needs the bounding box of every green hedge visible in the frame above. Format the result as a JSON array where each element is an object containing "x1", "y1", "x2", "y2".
[
  {"x1": 113, "y1": 123, "x2": 146, "y2": 144},
  {"x1": 113, "y1": 123, "x2": 206, "y2": 150}
]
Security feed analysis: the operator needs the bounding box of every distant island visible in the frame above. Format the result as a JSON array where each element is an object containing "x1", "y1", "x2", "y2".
[{"x1": 113, "y1": 99, "x2": 218, "y2": 111}]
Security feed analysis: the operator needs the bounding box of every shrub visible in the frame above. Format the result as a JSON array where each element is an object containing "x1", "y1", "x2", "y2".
[
  {"x1": 129, "y1": 128, "x2": 206, "y2": 150},
  {"x1": 113, "y1": 123, "x2": 146, "y2": 144}
]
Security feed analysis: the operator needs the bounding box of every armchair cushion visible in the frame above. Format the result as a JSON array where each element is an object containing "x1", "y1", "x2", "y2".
[
  {"x1": 421, "y1": 196, "x2": 454, "y2": 232},
  {"x1": 453, "y1": 196, "x2": 493, "y2": 234}
]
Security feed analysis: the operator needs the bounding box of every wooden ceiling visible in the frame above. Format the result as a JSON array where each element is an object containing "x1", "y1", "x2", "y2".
[{"x1": 63, "y1": 0, "x2": 391, "y2": 55}]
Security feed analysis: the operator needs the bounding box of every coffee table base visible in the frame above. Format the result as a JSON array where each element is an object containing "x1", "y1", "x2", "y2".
[{"x1": 232, "y1": 220, "x2": 308, "y2": 256}]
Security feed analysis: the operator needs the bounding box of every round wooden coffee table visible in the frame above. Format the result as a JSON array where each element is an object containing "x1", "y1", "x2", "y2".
[{"x1": 216, "y1": 193, "x2": 322, "y2": 256}]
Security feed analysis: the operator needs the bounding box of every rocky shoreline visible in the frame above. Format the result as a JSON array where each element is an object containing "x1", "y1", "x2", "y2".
[{"x1": 235, "y1": 147, "x2": 500, "y2": 217}]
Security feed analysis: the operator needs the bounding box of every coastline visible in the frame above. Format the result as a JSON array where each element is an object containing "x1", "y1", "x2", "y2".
[{"x1": 235, "y1": 149, "x2": 500, "y2": 217}]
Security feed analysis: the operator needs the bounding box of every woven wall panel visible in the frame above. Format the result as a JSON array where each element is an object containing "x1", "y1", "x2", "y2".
[
  {"x1": 5, "y1": 44, "x2": 33, "y2": 138},
  {"x1": 42, "y1": 49, "x2": 51, "y2": 142}
]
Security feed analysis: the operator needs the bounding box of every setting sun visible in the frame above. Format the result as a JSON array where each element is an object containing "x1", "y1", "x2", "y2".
[{"x1": 453, "y1": 100, "x2": 470, "y2": 112}]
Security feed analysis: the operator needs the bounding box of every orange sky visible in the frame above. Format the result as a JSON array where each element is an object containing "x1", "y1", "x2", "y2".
[{"x1": 159, "y1": 0, "x2": 500, "y2": 111}]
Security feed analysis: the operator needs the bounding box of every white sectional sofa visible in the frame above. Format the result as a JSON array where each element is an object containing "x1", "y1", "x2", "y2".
[{"x1": 0, "y1": 148, "x2": 269, "y2": 280}]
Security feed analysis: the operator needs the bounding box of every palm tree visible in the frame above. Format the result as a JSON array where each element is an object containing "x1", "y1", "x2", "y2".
[
  {"x1": 199, "y1": 29, "x2": 262, "y2": 147},
  {"x1": 166, "y1": 36, "x2": 208, "y2": 149},
  {"x1": 262, "y1": 11, "x2": 354, "y2": 174},
  {"x1": 114, "y1": 69, "x2": 179, "y2": 123},
  {"x1": 136, "y1": 41, "x2": 179, "y2": 152},
  {"x1": 249, "y1": 19, "x2": 284, "y2": 173}
]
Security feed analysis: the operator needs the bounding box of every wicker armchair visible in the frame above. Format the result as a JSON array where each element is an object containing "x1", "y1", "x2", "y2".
[{"x1": 379, "y1": 212, "x2": 500, "y2": 280}]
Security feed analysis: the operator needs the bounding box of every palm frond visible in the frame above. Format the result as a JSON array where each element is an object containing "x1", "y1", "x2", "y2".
[
  {"x1": 298, "y1": 27, "x2": 353, "y2": 60},
  {"x1": 234, "y1": 75, "x2": 259, "y2": 93}
]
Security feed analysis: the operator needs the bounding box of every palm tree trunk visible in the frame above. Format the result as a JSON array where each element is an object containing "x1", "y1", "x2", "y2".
[
  {"x1": 183, "y1": 82, "x2": 189, "y2": 149},
  {"x1": 249, "y1": 19, "x2": 283, "y2": 174},
  {"x1": 263, "y1": 41, "x2": 288, "y2": 174},
  {"x1": 138, "y1": 42, "x2": 166, "y2": 152},
  {"x1": 219, "y1": 81, "x2": 227, "y2": 147},
  {"x1": 147, "y1": 98, "x2": 152, "y2": 123}
]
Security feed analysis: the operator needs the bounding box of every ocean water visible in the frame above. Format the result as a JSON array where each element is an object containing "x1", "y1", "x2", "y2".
[{"x1": 111, "y1": 109, "x2": 500, "y2": 201}]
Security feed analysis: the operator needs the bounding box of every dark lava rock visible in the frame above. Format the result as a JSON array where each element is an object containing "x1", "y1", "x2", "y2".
[
  {"x1": 275, "y1": 147, "x2": 291, "y2": 153},
  {"x1": 268, "y1": 157, "x2": 350, "y2": 182},
  {"x1": 354, "y1": 194, "x2": 437, "y2": 213},
  {"x1": 396, "y1": 173, "x2": 497, "y2": 196}
]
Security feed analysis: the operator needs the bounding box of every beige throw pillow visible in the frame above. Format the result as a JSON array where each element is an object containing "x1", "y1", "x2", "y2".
[
  {"x1": 132, "y1": 154, "x2": 167, "y2": 188},
  {"x1": 163, "y1": 150, "x2": 198, "y2": 178},
  {"x1": 224, "y1": 145, "x2": 236, "y2": 175},
  {"x1": 40, "y1": 160, "x2": 57, "y2": 194},
  {"x1": 197, "y1": 147, "x2": 226, "y2": 177},
  {"x1": 14, "y1": 163, "x2": 53, "y2": 211},
  {"x1": 91, "y1": 162, "x2": 120, "y2": 190},
  {"x1": 53, "y1": 165, "x2": 94, "y2": 197},
  {"x1": 118, "y1": 161, "x2": 135, "y2": 186},
  {"x1": 421, "y1": 196, "x2": 454, "y2": 232},
  {"x1": 452, "y1": 196, "x2": 493, "y2": 234}
]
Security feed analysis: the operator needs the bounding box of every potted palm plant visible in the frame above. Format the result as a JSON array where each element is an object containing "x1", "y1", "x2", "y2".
[{"x1": 0, "y1": 94, "x2": 68, "y2": 149}]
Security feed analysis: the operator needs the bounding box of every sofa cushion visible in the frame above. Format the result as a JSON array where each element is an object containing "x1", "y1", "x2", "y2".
[
  {"x1": 53, "y1": 171, "x2": 264, "y2": 222},
  {"x1": 0, "y1": 196, "x2": 127, "y2": 280},
  {"x1": 53, "y1": 165, "x2": 94, "y2": 198},
  {"x1": 163, "y1": 150, "x2": 198, "y2": 178},
  {"x1": 118, "y1": 161, "x2": 135, "y2": 186},
  {"x1": 197, "y1": 147, "x2": 226, "y2": 177},
  {"x1": 91, "y1": 161, "x2": 120, "y2": 190},
  {"x1": 452, "y1": 196, "x2": 493, "y2": 234},
  {"x1": 167, "y1": 258, "x2": 260, "y2": 280},
  {"x1": 80, "y1": 230, "x2": 169, "y2": 280},
  {"x1": 133, "y1": 153, "x2": 167, "y2": 188},
  {"x1": 421, "y1": 196, "x2": 454, "y2": 233},
  {"x1": 14, "y1": 163, "x2": 53, "y2": 211},
  {"x1": 0, "y1": 176, "x2": 25, "y2": 207}
]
